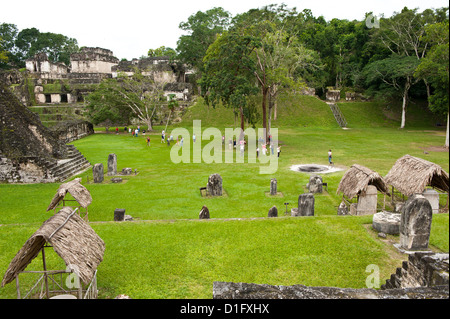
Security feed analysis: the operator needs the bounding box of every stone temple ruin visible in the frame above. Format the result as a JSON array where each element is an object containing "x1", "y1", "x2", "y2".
[
  {"x1": 1, "y1": 47, "x2": 193, "y2": 129},
  {"x1": 10, "y1": 47, "x2": 193, "y2": 107},
  {"x1": 0, "y1": 81, "x2": 90, "y2": 183}
]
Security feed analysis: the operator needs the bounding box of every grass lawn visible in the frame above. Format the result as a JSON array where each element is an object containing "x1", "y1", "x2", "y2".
[{"x1": 0, "y1": 95, "x2": 448, "y2": 299}]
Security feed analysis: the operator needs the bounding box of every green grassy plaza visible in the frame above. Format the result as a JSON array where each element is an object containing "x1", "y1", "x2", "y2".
[{"x1": 0, "y1": 95, "x2": 448, "y2": 299}]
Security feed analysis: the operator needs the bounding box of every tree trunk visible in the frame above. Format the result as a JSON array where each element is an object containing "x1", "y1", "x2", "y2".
[
  {"x1": 445, "y1": 112, "x2": 449, "y2": 148},
  {"x1": 400, "y1": 94, "x2": 407, "y2": 129},
  {"x1": 274, "y1": 99, "x2": 278, "y2": 121},
  {"x1": 239, "y1": 106, "x2": 244, "y2": 132},
  {"x1": 165, "y1": 109, "x2": 172, "y2": 132},
  {"x1": 262, "y1": 87, "x2": 268, "y2": 141},
  {"x1": 400, "y1": 80, "x2": 412, "y2": 129},
  {"x1": 146, "y1": 118, "x2": 153, "y2": 132}
]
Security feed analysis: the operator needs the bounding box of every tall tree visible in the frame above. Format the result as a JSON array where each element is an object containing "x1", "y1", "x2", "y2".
[
  {"x1": 0, "y1": 23, "x2": 19, "y2": 68},
  {"x1": 176, "y1": 7, "x2": 231, "y2": 77},
  {"x1": 14, "y1": 28, "x2": 78, "y2": 66},
  {"x1": 375, "y1": 7, "x2": 448, "y2": 101},
  {"x1": 148, "y1": 46, "x2": 177, "y2": 59},
  {"x1": 415, "y1": 21, "x2": 449, "y2": 147},
  {"x1": 200, "y1": 30, "x2": 259, "y2": 133},
  {"x1": 363, "y1": 55, "x2": 420, "y2": 128},
  {"x1": 86, "y1": 68, "x2": 166, "y2": 131}
]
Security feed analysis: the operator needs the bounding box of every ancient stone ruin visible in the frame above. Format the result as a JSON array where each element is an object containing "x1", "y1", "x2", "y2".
[
  {"x1": 92, "y1": 163, "x2": 104, "y2": 183},
  {"x1": 291, "y1": 193, "x2": 315, "y2": 216},
  {"x1": 270, "y1": 178, "x2": 277, "y2": 195},
  {"x1": 207, "y1": 174, "x2": 223, "y2": 196},
  {"x1": 399, "y1": 194, "x2": 433, "y2": 251},
  {"x1": 199, "y1": 206, "x2": 210, "y2": 219},
  {"x1": 0, "y1": 82, "x2": 90, "y2": 183},
  {"x1": 213, "y1": 253, "x2": 449, "y2": 299},
  {"x1": 107, "y1": 153, "x2": 117, "y2": 176},
  {"x1": 308, "y1": 175, "x2": 323, "y2": 193},
  {"x1": 268, "y1": 206, "x2": 278, "y2": 217},
  {"x1": 372, "y1": 211, "x2": 401, "y2": 235}
]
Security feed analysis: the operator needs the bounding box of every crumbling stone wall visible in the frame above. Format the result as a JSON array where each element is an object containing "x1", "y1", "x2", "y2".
[
  {"x1": 382, "y1": 252, "x2": 449, "y2": 289},
  {"x1": 50, "y1": 119, "x2": 94, "y2": 143},
  {"x1": 0, "y1": 81, "x2": 67, "y2": 160},
  {"x1": 213, "y1": 252, "x2": 449, "y2": 299},
  {"x1": 213, "y1": 281, "x2": 448, "y2": 299}
]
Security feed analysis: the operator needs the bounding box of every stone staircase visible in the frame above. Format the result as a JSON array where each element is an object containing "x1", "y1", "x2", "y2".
[
  {"x1": 327, "y1": 102, "x2": 347, "y2": 128},
  {"x1": 382, "y1": 252, "x2": 449, "y2": 290},
  {"x1": 45, "y1": 144, "x2": 91, "y2": 182}
]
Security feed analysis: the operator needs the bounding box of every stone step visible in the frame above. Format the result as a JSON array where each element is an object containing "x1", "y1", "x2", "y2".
[
  {"x1": 57, "y1": 162, "x2": 91, "y2": 181},
  {"x1": 53, "y1": 157, "x2": 89, "y2": 177}
]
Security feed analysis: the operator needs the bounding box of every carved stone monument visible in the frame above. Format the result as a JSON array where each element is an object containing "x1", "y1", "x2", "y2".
[
  {"x1": 400, "y1": 194, "x2": 433, "y2": 250},
  {"x1": 337, "y1": 200, "x2": 349, "y2": 215},
  {"x1": 107, "y1": 153, "x2": 117, "y2": 176},
  {"x1": 292, "y1": 193, "x2": 314, "y2": 217},
  {"x1": 207, "y1": 173, "x2": 223, "y2": 196},
  {"x1": 270, "y1": 178, "x2": 277, "y2": 195},
  {"x1": 422, "y1": 189, "x2": 440, "y2": 214},
  {"x1": 356, "y1": 185, "x2": 378, "y2": 215},
  {"x1": 199, "y1": 206, "x2": 210, "y2": 219},
  {"x1": 114, "y1": 208, "x2": 125, "y2": 221},
  {"x1": 268, "y1": 206, "x2": 278, "y2": 217},
  {"x1": 93, "y1": 163, "x2": 104, "y2": 183},
  {"x1": 308, "y1": 175, "x2": 323, "y2": 193}
]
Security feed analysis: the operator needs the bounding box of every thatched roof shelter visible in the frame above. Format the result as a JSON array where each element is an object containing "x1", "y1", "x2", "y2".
[
  {"x1": 337, "y1": 164, "x2": 390, "y2": 200},
  {"x1": 384, "y1": 155, "x2": 449, "y2": 196},
  {"x1": 2, "y1": 206, "x2": 105, "y2": 287},
  {"x1": 46, "y1": 178, "x2": 92, "y2": 212}
]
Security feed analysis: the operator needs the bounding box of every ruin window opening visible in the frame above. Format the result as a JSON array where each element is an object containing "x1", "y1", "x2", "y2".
[
  {"x1": 45, "y1": 94, "x2": 51, "y2": 103},
  {"x1": 61, "y1": 94, "x2": 68, "y2": 103}
]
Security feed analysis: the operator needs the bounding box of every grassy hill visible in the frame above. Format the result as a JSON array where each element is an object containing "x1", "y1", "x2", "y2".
[{"x1": 179, "y1": 92, "x2": 445, "y2": 131}]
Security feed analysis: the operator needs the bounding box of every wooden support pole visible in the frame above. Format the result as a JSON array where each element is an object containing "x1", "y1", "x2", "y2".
[
  {"x1": 42, "y1": 247, "x2": 49, "y2": 299},
  {"x1": 15, "y1": 275, "x2": 21, "y2": 299}
]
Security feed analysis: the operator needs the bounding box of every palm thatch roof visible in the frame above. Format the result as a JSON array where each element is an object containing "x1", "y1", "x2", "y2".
[
  {"x1": 384, "y1": 155, "x2": 449, "y2": 196},
  {"x1": 46, "y1": 178, "x2": 92, "y2": 212},
  {"x1": 2, "y1": 206, "x2": 105, "y2": 287},
  {"x1": 336, "y1": 164, "x2": 389, "y2": 200}
]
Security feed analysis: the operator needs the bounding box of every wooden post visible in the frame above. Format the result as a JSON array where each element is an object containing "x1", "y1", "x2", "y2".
[
  {"x1": 77, "y1": 272, "x2": 82, "y2": 299},
  {"x1": 42, "y1": 247, "x2": 49, "y2": 299},
  {"x1": 15, "y1": 275, "x2": 21, "y2": 299}
]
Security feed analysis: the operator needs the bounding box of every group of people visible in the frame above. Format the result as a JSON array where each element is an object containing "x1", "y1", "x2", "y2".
[{"x1": 117, "y1": 126, "x2": 333, "y2": 165}]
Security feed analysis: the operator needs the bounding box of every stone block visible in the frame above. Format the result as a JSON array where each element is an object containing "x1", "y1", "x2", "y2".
[
  {"x1": 298, "y1": 193, "x2": 314, "y2": 216},
  {"x1": 207, "y1": 173, "x2": 222, "y2": 196},
  {"x1": 199, "y1": 206, "x2": 210, "y2": 219},
  {"x1": 373, "y1": 211, "x2": 401, "y2": 235},
  {"x1": 308, "y1": 175, "x2": 323, "y2": 193},
  {"x1": 357, "y1": 185, "x2": 378, "y2": 215},
  {"x1": 107, "y1": 153, "x2": 117, "y2": 176},
  {"x1": 400, "y1": 194, "x2": 433, "y2": 251},
  {"x1": 92, "y1": 163, "x2": 104, "y2": 183},
  {"x1": 270, "y1": 178, "x2": 277, "y2": 195},
  {"x1": 268, "y1": 206, "x2": 278, "y2": 217},
  {"x1": 114, "y1": 208, "x2": 125, "y2": 221},
  {"x1": 422, "y1": 189, "x2": 440, "y2": 214}
]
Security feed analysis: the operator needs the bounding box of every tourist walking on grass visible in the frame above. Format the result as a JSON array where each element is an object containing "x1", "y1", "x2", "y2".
[
  {"x1": 277, "y1": 146, "x2": 281, "y2": 157},
  {"x1": 147, "y1": 137, "x2": 150, "y2": 146},
  {"x1": 328, "y1": 149, "x2": 333, "y2": 166}
]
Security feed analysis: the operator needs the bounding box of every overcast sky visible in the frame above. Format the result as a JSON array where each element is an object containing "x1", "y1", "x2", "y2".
[{"x1": 1, "y1": 0, "x2": 448, "y2": 60}]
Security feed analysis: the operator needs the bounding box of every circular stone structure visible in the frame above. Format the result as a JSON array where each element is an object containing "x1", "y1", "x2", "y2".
[
  {"x1": 290, "y1": 164, "x2": 343, "y2": 174},
  {"x1": 372, "y1": 211, "x2": 401, "y2": 235}
]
